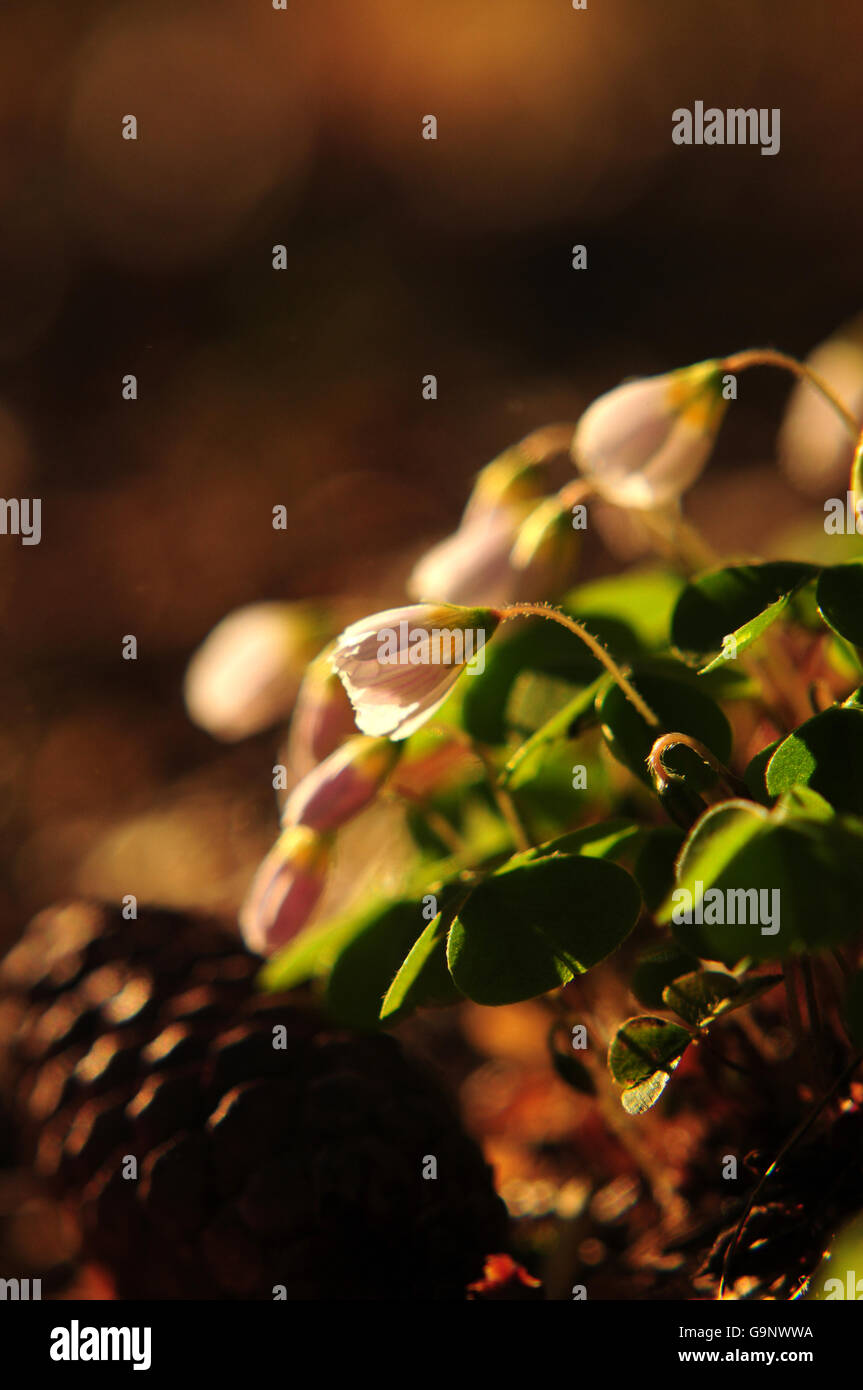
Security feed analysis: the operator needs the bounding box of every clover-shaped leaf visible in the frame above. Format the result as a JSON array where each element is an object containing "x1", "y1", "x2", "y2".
[
  {"x1": 447, "y1": 853, "x2": 641, "y2": 1005},
  {"x1": 765, "y1": 705, "x2": 863, "y2": 814},
  {"x1": 661, "y1": 969, "x2": 781, "y2": 1027},
  {"x1": 608, "y1": 1016, "x2": 691, "y2": 1114},
  {"x1": 630, "y1": 944, "x2": 699, "y2": 1009},
  {"x1": 658, "y1": 794, "x2": 863, "y2": 963}
]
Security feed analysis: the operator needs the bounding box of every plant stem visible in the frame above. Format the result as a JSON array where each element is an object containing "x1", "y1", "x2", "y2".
[
  {"x1": 498, "y1": 602, "x2": 659, "y2": 726},
  {"x1": 647, "y1": 732, "x2": 748, "y2": 799},
  {"x1": 393, "y1": 789, "x2": 468, "y2": 857},
  {"x1": 639, "y1": 506, "x2": 719, "y2": 573},
  {"x1": 474, "y1": 742, "x2": 531, "y2": 853},
  {"x1": 518, "y1": 422, "x2": 578, "y2": 464},
  {"x1": 722, "y1": 348, "x2": 859, "y2": 440}
]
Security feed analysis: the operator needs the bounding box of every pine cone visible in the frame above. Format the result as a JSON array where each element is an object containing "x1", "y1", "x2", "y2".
[{"x1": 0, "y1": 902, "x2": 508, "y2": 1299}]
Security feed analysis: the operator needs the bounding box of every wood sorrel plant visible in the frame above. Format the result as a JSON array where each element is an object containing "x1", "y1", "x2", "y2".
[{"x1": 240, "y1": 346, "x2": 863, "y2": 1158}]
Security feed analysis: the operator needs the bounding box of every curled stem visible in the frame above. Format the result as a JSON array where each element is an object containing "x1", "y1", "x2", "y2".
[
  {"x1": 722, "y1": 347, "x2": 859, "y2": 440},
  {"x1": 517, "y1": 422, "x2": 579, "y2": 464},
  {"x1": 647, "y1": 732, "x2": 747, "y2": 799},
  {"x1": 498, "y1": 602, "x2": 659, "y2": 726}
]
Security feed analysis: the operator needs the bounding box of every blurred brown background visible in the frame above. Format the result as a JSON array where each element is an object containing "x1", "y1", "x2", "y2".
[{"x1": 0, "y1": 0, "x2": 861, "y2": 939}]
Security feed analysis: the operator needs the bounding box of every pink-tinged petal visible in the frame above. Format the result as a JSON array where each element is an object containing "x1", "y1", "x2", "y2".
[
  {"x1": 408, "y1": 445, "x2": 557, "y2": 607},
  {"x1": 285, "y1": 645, "x2": 356, "y2": 777},
  {"x1": 281, "y1": 735, "x2": 400, "y2": 832},
  {"x1": 408, "y1": 511, "x2": 519, "y2": 607},
  {"x1": 330, "y1": 604, "x2": 499, "y2": 740},
  {"x1": 572, "y1": 361, "x2": 726, "y2": 510},
  {"x1": 239, "y1": 826, "x2": 329, "y2": 956}
]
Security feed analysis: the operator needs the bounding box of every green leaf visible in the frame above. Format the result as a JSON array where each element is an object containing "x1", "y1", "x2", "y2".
[
  {"x1": 379, "y1": 903, "x2": 465, "y2": 1021},
  {"x1": 743, "y1": 738, "x2": 782, "y2": 805},
  {"x1": 844, "y1": 969, "x2": 863, "y2": 1049},
  {"x1": 765, "y1": 706, "x2": 863, "y2": 814},
  {"x1": 661, "y1": 969, "x2": 781, "y2": 1027},
  {"x1": 502, "y1": 675, "x2": 607, "y2": 785},
  {"x1": 662, "y1": 970, "x2": 741, "y2": 1026},
  {"x1": 817, "y1": 562, "x2": 863, "y2": 646},
  {"x1": 633, "y1": 827, "x2": 686, "y2": 911},
  {"x1": 608, "y1": 1016, "x2": 691, "y2": 1114},
  {"x1": 325, "y1": 899, "x2": 431, "y2": 1029},
  {"x1": 529, "y1": 818, "x2": 643, "y2": 863},
  {"x1": 458, "y1": 618, "x2": 605, "y2": 745},
  {"x1": 258, "y1": 897, "x2": 394, "y2": 992},
  {"x1": 671, "y1": 562, "x2": 817, "y2": 665},
  {"x1": 447, "y1": 854, "x2": 642, "y2": 1005},
  {"x1": 630, "y1": 944, "x2": 699, "y2": 1009},
  {"x1": 505, "y1": 671, "x2": 582, "y2": 737},
  {"x1": 620, "y1": 1072, "x2": 677, "y2": 1115},
  {"x1": 597, "y1": 664, "x2": 732, "y2": 785},
  {"x1": 659, "y1": 795, "x2": 863, "y2": 963}
]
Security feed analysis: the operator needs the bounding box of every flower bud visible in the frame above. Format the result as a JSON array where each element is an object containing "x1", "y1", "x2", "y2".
[
  {"x1": 509, "y1": 496, "x2": 579, "y2": 596},
  {"x1": 239, "y1": 825, "x2": 330, "y2": 956},
  {"x1": 285, "y1": 644, "x2": 356, "y2": 778},
  {"x1": 281, "y1": 735, "x2": 400, "y2": 833},
  {"x1": 572, "y1": 361, "x2": 726, "y2": 509},
  {"x1": 331, "y1": 603, "x2": 500, "y2": 740},
  {"x1": 408, "y1": 509, "x2": 520, "y2": 607},
  {"x1": 462, "y1": 448, "x2": 546, "y2": 523},
  {"x1": 407, "y1": 446, "x2": 547, "y2": 607},
  {"x1": 184, "y1": 602, "x2": 327, "y2": 742}
]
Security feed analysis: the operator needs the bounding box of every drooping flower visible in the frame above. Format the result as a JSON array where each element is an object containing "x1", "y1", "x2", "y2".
[
  {"x1": 331, "y1": 603, "x2": 499, "y2": 740},
  {"x1": 184, "y1": 601, "x2": 326, "y2": 742},
  {"x1": 571, "y1": 360, "x2": 727, "y2": 510},
  {"x1": 284, "y1": 644, "x2": 357, "y2": 778},
  {"x1": 407, "y1": 445, "x2": 547, "y2": 607},
  {"x1": 239, "y1": 824, "x2": 330, "y2": 956},
  {"x1": 281, "y1": 734, "x2": 400, "y2": 832},
  {"x1": 408, "y1": 507, "x2": 521, "y2": 608}
]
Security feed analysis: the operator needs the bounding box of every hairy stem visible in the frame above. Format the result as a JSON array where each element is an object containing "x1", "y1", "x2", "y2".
[
  {"x1": 498, "y1": 602, "x2": 659, "y2": 726},
  {"x1": 722, "y1": 348, "x2": 859, "y2": 440}
]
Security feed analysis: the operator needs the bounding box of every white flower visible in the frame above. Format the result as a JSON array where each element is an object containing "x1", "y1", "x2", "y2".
[
  {"x1": 281, "y1": 735, "x2": 400, "y2": 832},
  {"x1": 330, "y1": 603, "x2": 500, "y2": 740},
  {"x1": 239, "y1": 825, "x2": 330, "y2": 956},
  {"x1": 572, "y1": 361, "x2": 727, "y2": 510},
  {"x1": 184, "y1": 602, "x2": 324, "y2": 742}
]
